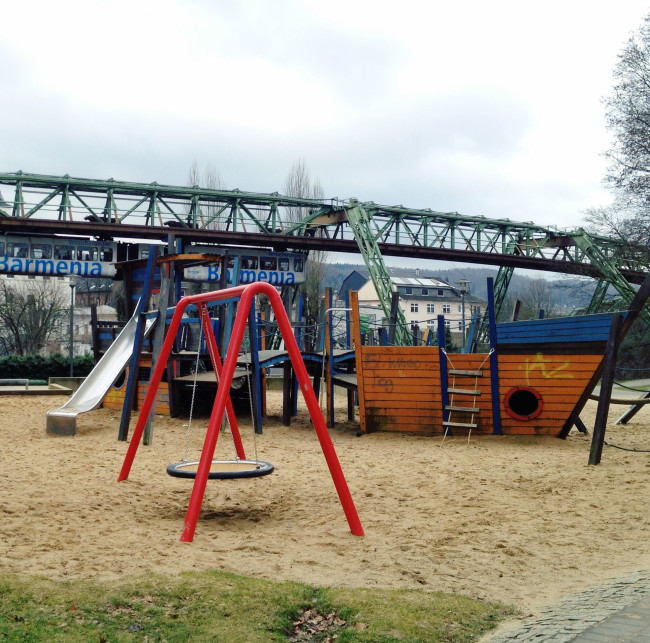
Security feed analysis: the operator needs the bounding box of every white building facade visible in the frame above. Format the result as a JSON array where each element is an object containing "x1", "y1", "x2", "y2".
[{"x1": 355, "y1": 275, "x2": 484, "y2": 343}]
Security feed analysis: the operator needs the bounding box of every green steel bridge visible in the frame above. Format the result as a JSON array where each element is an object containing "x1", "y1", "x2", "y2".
[{"x1": 1, "y1": 171, "x2": 648, "y2": 345}]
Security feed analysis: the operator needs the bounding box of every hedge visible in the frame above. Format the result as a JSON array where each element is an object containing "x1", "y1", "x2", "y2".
[{"x1": 0, "y1": 353, "x2": 96, "y2": 380}]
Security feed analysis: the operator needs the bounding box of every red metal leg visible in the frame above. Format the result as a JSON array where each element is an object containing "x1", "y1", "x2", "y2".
[
  {"x1": 199, "y1": 304, "x2": 246, "y2": 460},
  {"x1": 180, "y1": 290, "x2": 254, "y2": 541},
  {"x1": 118, "y1": 283, "x2": 363, "y2": 541}
]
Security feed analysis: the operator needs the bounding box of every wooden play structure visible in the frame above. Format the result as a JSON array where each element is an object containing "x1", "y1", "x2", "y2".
[
  {"x1": 350, "y1": 275, "x2": 650, "y2": 444},
  {"x1": 118, "y1": 281, "x2": 364, "y2": 542}
]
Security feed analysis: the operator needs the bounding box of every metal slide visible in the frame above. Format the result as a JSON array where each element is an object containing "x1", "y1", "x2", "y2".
[{"x1": 46, "y1": 309, "x2": 157, "y2": 435}]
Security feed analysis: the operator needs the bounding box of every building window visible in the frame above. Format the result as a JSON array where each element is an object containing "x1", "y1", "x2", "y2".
[
  {"x1": 458, "y1": 305, "x2": 462, "y2": 313},
  {"x1": 444, "y1": 320, "x2": 451, "y2": 328},
  {"x1": 404, "y1": 287, "x2": 412, "y2": 295},
  {"x1": 437, "y1": 289, "x2": 444, "y2": 296},
  {"x1": 427, "y1": 319, "x2": 436, "y2": 329},
  {"x1": 421, "y1": 288, "x2": 428, "y2": 296},
  {"x1": 411, "y1": 303, "x2": 419, "y2": 313},
  {"x1": 426, "y1": 303, "x2": 435, "y2": 314},
  {"x1": 458, "y1": 321, "x2": 463, "y2": 330},
  {"x1": 442, "y1": 304, "x2": 451, "y2": 314}
]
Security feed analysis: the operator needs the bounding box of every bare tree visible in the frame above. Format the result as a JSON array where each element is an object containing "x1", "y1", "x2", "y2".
[
  {"x1": 187, "y1": 160, "x2": 225, "y2": 230},
  {"x1": 0, "y1": 278, "x2": 69, "y2": 355},
  {"x1": 595, "y1": 12, "x2": 650, "y2": 244},
  {"x1": 502, "y1": 278, "x2": 563, "y2": 321},
  {"x1": 283, "y1": 159, "x2": 328, "y2": 334}
]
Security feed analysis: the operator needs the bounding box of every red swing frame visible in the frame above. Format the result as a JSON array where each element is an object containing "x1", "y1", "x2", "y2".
[{"x1": 118, "y1": 281, "x2": 364, "y2": 542}]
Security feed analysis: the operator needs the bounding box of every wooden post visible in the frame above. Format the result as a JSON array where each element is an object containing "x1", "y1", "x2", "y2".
[
  {"x1": 326, "y1": 288, "x2": 336, "y2": 428},
  {"x1": 388, "y1": 291, "x2": 400, "y2": 346},
  {"x1": 589, "y1": 313, "x2": 624, "y2": 465},
  {"x1": 90, "y1": 304, "x2": 99, "y2": 363},
  {"x1": 292, "y1": 294, "x2": 303, "y2": 417},
  {"x1": 560, "y1": 271, "x2": 650, "y2": 438},
  {"x1": 282, "y1": 361, "x2": 292, "y2": 426},
  {"x1": 165, "y1": 239, "x2": 180, "y2": 418},
  {"x1": 438, "y1": 315, "x2": 449, "y2": 425},
  {"x1": 350, "y1": 291, "x2": 368, "y2": 433},
  {"x1": 345, "y1": 290, "x2": 351, "y2": 348},
  {"x1": 260, "y1": 310, "x2": 267, "y2": 417},
  {"x1": 118, "y1": 246, "x2": 158, "y2": 441},
  {"x1": 143, "y1": 261, "x2": 173, "y2": 444},
  {"x1": 248, "y1": 305, "x2": 263, "y2": 434},
  {"x1": 347, "y1": 357, "x2": 355, "y2": 421},
  {"x1": 218, "y1": 252, "x2": 229, "y2": 355},
  {"x1": 487, "y1": 277, "x2": 502, "y2": 435},
  {"x1": 616, "y1": 390, "x2": 650, "y2": 424}
]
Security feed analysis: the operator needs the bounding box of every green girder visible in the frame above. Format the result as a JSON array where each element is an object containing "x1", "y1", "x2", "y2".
[
  {"x1": 344, "y1": 203, "x2": 411, "y2": 346},
  {"x1": 2, "y1": 172, "x2": 650, "y2": 345},
  {"x1": 570, "y1": 230, "x2": 650, "y2": 326}
]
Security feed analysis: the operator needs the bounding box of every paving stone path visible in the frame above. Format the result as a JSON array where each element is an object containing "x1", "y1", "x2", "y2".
[{"x1": 482, "y1": 571, "x2": 650, "y2": 642}]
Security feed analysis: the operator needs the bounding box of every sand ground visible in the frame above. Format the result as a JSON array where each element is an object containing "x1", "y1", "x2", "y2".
[{"x1": 1, "y1": 391, "x2": 649, "y2": 616}]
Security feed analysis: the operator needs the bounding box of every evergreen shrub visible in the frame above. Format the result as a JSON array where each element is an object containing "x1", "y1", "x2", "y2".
[{"x1": 0, "y1": 353, "x2": 95, "y2": 380}]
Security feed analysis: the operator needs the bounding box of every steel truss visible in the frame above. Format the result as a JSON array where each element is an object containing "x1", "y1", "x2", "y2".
[{"x1": 2, "y1": 172, "x2": 650, "y2": 345}]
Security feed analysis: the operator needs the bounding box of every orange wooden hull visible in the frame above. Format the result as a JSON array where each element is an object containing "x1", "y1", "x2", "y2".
[{"x1": 356, "y1": 346, "x2": 602, "y2": 436}]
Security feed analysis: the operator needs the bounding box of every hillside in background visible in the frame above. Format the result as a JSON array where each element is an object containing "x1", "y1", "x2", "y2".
[
  {"x1": 322, "y1": 262, "x2": 600, "y2": 318},
  {"x1": 320, "y1": 261, "x2": 650, "y2": 372}
]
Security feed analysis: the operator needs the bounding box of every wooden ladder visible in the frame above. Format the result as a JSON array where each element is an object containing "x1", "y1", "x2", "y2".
[{"x1": 443, "y1": 367, "x2": 483, "y2": 441}]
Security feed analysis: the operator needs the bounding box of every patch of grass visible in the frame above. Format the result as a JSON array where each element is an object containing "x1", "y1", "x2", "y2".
[{"x1": 0, "y1": 571, "x2": 515, "y2": 642}]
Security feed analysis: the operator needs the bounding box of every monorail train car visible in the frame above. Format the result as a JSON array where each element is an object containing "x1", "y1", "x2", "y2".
[
  {"x1": 0, "y1": 235, "x2": 307, "y2": 286},
  {"x1": 0, "y1": 234, "x2": 118, "y2": 278},
  {"x1": 182, "y1": 243, "x2": 306, "y2": 285}
]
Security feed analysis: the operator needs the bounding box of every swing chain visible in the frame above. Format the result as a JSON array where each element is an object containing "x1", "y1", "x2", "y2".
[
  {"x1": 244, "y1": 346, "x2": 260, "y2": 465},
  {"x1": 200, "y1": 304, "x2": 239, "y2": 459},
  {"x1": 182, "y1": 310, "x2": 205, "y2": 463}
]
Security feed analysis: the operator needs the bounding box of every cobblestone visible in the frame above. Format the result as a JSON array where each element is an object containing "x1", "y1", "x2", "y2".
[{"x1": 481, "y1": 571, "x2": 650, "y2": 642}]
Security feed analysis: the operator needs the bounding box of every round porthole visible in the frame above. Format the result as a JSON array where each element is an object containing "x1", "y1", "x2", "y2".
[{"x1": 504, "y1": 386, "x2": 543, "y2": 421}]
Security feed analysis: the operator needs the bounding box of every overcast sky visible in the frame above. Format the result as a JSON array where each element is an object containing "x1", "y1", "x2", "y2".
[{"x1": 2, "y1": 0, "x2": 650, "y2": 233}]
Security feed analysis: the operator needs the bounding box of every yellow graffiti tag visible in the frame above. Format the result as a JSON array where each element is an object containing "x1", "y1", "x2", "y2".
[{"x1": 521, "y1": 353, "x2": 573, "y2": 386}]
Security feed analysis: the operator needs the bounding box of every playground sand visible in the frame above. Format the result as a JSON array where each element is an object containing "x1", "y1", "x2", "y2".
[{"x1": 1, "y1": 392, "x2": 649, "y2": 614}]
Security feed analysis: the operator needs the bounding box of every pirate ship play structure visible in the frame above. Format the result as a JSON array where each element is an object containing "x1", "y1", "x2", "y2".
[{"x1": 349, "y1": 275, "x2": 650, "y2": 444}]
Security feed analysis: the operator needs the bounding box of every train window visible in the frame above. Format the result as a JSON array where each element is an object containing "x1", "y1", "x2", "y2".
[
  {"x1": 7, "y1": 242, "x2": 28, "y2": 258},
  {"x1": 0, "y1": 242, "x2": 4, "y2": 255},
  {"x1": 78, "y1": 246, "x2": 98, "y2": 261},
  {"x1": 55, "y1": 245, "x2": 75, "y2": 260},
  {"x1": 241, "y1": 256, "x2": 258, "y2": 269},
  {"x1": 293, "y1": 257, "x2": 304, "y2": 272},
  {"x1": 30, "y1": 244, "x2": 52, "y2": 259},
  {"x1": 279, "y1": 258, "x2": 289, "y2": 271},
  {"x1": 140, "y1": 247, "x2": 149, "y2": 259},
  {"x1": 260, "y1": 256, "x2": 277, "y2": 270},
  {"x1": 99, "y1": 247, "x2": 113, "y2": 262}
]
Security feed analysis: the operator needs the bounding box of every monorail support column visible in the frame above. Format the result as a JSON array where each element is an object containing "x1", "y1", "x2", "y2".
[
  {"x1": 344, "y1": 202, "x2": 411, "y2": 346},
  {"x1": 571, "y1": 230, "x2": 650, "y2": 326},
  {"x1": 474, "y1": 266, "x2": 513, "y2": 350},
  {"x1": 585, "y1": 279, "x2": 610, "y2": 314}
]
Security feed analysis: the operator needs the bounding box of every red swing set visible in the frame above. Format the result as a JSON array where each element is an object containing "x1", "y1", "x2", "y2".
[{"x1": 118, "y1": 281, "x2": 364, "y2": 542}]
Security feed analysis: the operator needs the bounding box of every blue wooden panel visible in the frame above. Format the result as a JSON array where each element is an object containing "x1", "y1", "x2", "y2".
[
  {"x1": 132, "y1": 267, "x2": 162, "y2": 281},
  {"x1": 496, "y1": 314, "x2": 614, "y2": 345}
]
